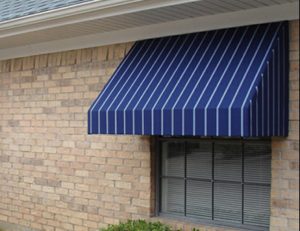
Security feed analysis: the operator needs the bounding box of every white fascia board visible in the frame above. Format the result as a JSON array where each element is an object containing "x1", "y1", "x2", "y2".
[
  {"x1": 0, "y1": 2, "x2": 299, "y2": 61},
  {"x1": 0, "y1": 0, "x2": 200, "y2": 37}
]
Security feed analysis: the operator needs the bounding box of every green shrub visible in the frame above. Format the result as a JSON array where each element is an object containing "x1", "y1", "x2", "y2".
[
  {"x1": 100, "y1": 220, "x2": 173, "y2": 231},
  {"x1": 100, "y1": 220, "x2": 199, "y2": 231}
]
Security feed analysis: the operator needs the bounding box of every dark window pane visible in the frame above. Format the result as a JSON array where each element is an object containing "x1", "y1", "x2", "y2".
[
  {"x1": 186, "y1": 180, "x2": 212, "y2": 218},
  {"x1": 187, "y1": 142, "x2": 212, "y2": 179},
  {"x1": 159, "y1": 138, "x2": 271, "y2": 229},
  {"x1": 244, "y1": 185, "x2": 270, "y2": 226},
  {"x1": 161, "y1": 178, "x2": 184, "y2": 215},
  {"x1": 214, "y1": 182, "x2": 242, "y2": 223},
  {"x1": 162, "y1": 141, "x2": 185, "y2": 177},
  {"x1": 244, "y1": 142, "x2": 271, "y2": 184},
  {"x1": 215, "y1": 142, "x2": 242, "y2": 182}
]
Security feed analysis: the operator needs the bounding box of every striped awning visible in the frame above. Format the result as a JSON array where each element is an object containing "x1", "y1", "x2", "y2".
[{"x1": 88, "y1": 22, "x2": 289, "y2": 137}]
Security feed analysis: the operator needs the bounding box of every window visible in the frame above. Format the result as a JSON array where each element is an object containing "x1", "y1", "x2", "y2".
[{"x1": 156, "y1": 138, "x2": 271, "y2": 230}]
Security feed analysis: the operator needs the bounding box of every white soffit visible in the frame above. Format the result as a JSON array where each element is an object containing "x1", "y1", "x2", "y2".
[{"x1": 0, "y1": 0, "x2": 299, "y2": 60}]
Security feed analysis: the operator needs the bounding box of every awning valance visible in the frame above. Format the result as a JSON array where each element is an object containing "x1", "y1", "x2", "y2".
[{"x1": 88, "y1": 22, "x2": 289, "y2": 137}]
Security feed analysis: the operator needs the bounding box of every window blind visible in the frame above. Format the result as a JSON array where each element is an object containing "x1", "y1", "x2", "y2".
[{"x1": 159, "y1": 138, "x2": 271, "y2": 230}]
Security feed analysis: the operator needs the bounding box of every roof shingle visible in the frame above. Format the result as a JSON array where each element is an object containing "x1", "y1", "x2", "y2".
[{"x1": 0, "y1": 0, "x2": 94, "y2": 22}]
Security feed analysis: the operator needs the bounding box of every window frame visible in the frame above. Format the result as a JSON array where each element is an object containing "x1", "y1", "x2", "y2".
[{"x1": 154, "y1": 136, "x2": 271, "y2": 231}]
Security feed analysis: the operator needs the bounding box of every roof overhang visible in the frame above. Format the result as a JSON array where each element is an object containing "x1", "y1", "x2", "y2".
[{"x1": 0, "y1": 0, "x2": 299, "y2": 60}]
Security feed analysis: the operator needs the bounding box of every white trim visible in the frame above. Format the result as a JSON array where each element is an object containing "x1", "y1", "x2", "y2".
[
  {"x1": 0, "y1": 2, "x2": 298, "y2": 61},
  {"x1": 0, "y1": 0, "x2": 200, "y2": 36}
]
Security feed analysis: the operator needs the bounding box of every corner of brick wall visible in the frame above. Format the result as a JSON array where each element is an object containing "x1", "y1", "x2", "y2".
[{"x1": 270, "y1": 20, "x2": 299, "y2": 231}]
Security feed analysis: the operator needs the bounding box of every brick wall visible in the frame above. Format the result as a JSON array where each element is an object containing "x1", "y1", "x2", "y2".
[
  {"x1": 0, "y1": 43, "x2": 154, "y2": 231},
  {"x1": 0, "y1": 20, "x2": 299, "y2": 231},
  {"x1": 270, "y1": 20, "x2": 299, "y2": 231}
]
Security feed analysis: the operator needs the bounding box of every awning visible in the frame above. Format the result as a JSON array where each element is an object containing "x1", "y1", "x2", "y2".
[{"x1": 88, "y1": 22, "x2": 289, "y2": 137}]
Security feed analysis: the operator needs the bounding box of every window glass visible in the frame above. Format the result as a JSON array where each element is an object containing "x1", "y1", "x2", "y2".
[
  {"x1": 244, "y1": 185, "x2": 270, "y2": 226},
  {"x1": 161, "y1": 178, "x2": 184, "y2": 215},
  {"x1": 244, "y1": 142, "x2": 271, "y2": 184},
  {"x1": 214, "y1": 182, "x2": 242, "y2": 223},
  {"x1": 214, "y1": 142, "x2": 242, "y2": 182},
  {"x1": 186, "y1": 180, "x2": 212, "y2": 218},
  {"x1": 187, "y1": 142, "x2": 212, "y2": 179},
  {"x1": 162, "y1": 141, "x2": 185, "y2": 177},
  {"x1": 159, "y1": 138, "x2": 271, "y2": 229}
]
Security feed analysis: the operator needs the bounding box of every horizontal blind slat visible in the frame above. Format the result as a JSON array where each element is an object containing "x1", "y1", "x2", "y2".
[
  {"x1": 214, "y1": 182, "x2": 242, "y2": 222},
  {"x1": 244, "y1": 142, "x2": 271, "y2": 184},
  {"x1": 187, "y1": 142, "x2": 212, "y2": 179},
  {"x1": 161, "y1": 178, "x2": 184, "y2": 215},
  {"x1": 162, "y1": 141, "x2": 185, "y2": 177},
  {"x1": 214, "y1": 142, "x2": 242, "y2": 182},
  {"x1": 186, "y1": 180, "x2": 212, "y2": 218},
  {"x1": 244, "y1": 185, "x2": 270, "y2": 226}
]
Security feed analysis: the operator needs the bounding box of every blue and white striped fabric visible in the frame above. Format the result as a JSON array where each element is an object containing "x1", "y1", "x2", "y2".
[{"x1": 88, "y1": 22, "x2": 289, "y2": 137}]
